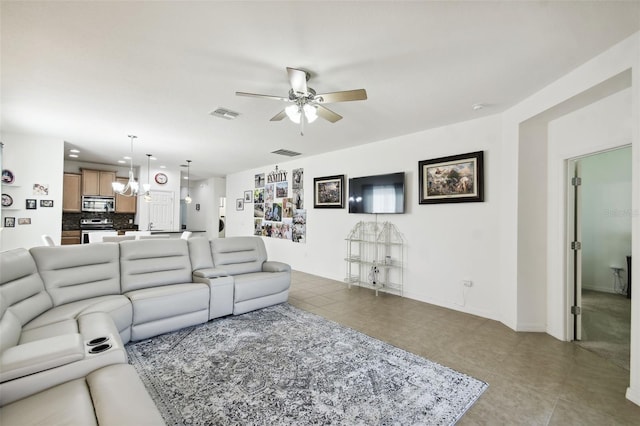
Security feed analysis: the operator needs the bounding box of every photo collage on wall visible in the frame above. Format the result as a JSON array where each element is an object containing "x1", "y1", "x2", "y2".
[{"x1": 252, "y1": 167, "x2": 306, "y2": 243}]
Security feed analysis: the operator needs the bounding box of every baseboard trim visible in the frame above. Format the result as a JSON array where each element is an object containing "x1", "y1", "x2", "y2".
[
  {"x1": 514, "y1": 322, "x2": 547, "y2": 332},
  {"x1": 626, "y1": 386, "x2": 640, "y2": 407}
]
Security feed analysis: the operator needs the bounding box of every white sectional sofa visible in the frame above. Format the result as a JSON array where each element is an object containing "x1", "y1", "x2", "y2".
[{"x1": 0, "y1": 236, "x2": 291, "y2": 425}]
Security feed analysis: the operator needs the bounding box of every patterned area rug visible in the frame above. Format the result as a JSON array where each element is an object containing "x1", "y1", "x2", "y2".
[{"x1": 126, "y1": 304, "x2": 487, "y2": 425}]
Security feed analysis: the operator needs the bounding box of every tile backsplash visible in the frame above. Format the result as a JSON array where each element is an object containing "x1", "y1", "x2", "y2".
[{"x1": 62, "y1": 212, "x2": 136, "y2": 230}]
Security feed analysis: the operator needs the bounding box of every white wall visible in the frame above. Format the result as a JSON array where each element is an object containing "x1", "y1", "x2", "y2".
[
  {"x1": 579, "y1": 147, "x2": 632, "y2": 293},
  {"x1": 503, "y1": 32, "x2": 639, "y2": 405},
  {"x1": 227, "y1": 114, "x2": 503, "y2": 320},
  {"x1": 1, "y1": 134, "x2": 64, "y2": 250}
]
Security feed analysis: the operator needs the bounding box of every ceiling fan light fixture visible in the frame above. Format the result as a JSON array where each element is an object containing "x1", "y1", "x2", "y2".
[
  {"x1": 285, "y1": 104, "x2": 301, "y2": 123},
  {"x1": 303, "y1": 104, "x2": 318, "y2": 123}
]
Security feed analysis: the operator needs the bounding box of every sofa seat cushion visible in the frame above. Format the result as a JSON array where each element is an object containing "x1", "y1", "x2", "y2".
[
  {"x1": 125, "y1": 283, "x2": 209, "y2": 325},
  {"x1": 233, "y1": 272, "x2": 290, "y2": 303},
  {"x1": 21, "y1": 295, "x2": 132, "y2": 336},
  {"x1": 86, "y1": 364, "x2": 165, "y2": 425},
  {"x1": 0, "y1": 364, "x2": 164, "y2": 426},
  {"x1": 0, "y1": 377, "x2": 97, "y2": 426},
  {"x1": 19, "y1": 320, "x2": 77, "y2": 344}
]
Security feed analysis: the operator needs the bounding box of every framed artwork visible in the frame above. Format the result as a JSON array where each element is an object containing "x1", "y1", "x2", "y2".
[
  {"x1": 418, "y1": 151, "x2": 484, "y2": 204},
  {"x1": 26, "y1": 199, "x2": 37, "y2": 209},
  {"x1": 3, "y1": 217, "x2": 15, "y2": 227},
  {"x1": 236, "y1": 198, "x2": 244, "y2": 211},
  {"x1": 33, "y1": 184, "x2": 49, "y2": 195},
  {"x1": 40, "y1": 200, "x2": 54, "y2": 207},
  {"x1": 18, "y1": 218, "x2": 32, "y2": 225},
  {"x1": 313, "y1": 175, "x2": 345, "y2": 208},
  {"x1": 255, "y1": 173, "x2": 265, "y2": 188},
  {"x1": 244, "y1": 190, "x2": 253, "y2": 203}
]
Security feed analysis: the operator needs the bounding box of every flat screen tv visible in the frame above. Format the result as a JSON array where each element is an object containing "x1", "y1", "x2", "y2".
[{"x1": 348, "y1": 172, "x2": 405, "y2": 214}]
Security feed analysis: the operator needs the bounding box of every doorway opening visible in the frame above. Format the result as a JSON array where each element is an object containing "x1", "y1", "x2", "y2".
[{"x1": 567, "y1": 146, "x2": 632, "y2": 370}]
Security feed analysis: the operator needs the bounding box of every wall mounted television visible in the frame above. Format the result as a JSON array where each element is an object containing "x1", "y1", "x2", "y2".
[{"x1": 348, "y1": 172, "x2": 405, "y2": 214}]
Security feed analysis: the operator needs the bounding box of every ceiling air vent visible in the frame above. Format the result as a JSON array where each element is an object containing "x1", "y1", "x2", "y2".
[
  {"x1": 210, "y1": 108, "x2": 239, "y2": 120},
  {"x1": 271, "y1": 149, "x2": 302, "y2": 157}
]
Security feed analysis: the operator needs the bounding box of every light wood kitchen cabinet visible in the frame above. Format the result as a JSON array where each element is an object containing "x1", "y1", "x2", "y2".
[
  {"x1": 62, "y1": 173, "x2": 82, "y2": 212},
  {"x1": 115, "y1": 177, "x2": 137, "y2": 213},
  {"x1": 61, "y1": 230, "x2": 81, "y2": 245},
  {"x1": 82, "y1": 169, "x2": 116, "y2": 196}
]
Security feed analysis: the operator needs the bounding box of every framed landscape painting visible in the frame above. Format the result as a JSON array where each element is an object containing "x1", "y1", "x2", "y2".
[
  {"x1": 313, "y1": 175, "x2": 344, "y2": 208},
  {"x1": 418, "y1": 151, "x2": 484, "y2": 204}
]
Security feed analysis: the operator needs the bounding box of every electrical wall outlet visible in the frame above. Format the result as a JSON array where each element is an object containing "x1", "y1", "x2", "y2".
[{"x1": 462, "y1": 280, "x2": 473, "y2": 288}]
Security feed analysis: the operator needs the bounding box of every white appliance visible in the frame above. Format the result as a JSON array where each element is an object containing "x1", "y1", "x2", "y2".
[{"x1": 82, "y1": 196, "x2": 115, "y2": 213}]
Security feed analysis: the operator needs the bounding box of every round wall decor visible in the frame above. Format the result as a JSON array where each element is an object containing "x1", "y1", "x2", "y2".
[
  {"x1": 154, "y1": 173, "x2": 168, "y2": 185},
  {"x1": 2, "y1": 169, "x2": 15, "y2": 184},
  {"x1": 2, "y1": 193, "x2": 13, "y2": 207}
]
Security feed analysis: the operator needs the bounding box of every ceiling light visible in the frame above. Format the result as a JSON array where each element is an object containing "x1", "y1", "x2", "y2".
[
  {"x1": 142, "y1": 154, "x2": 152, "y2": 202},
  {"x1": 117, "y1": 160, "x2": 126, "y2": 164},
  {"x1": 111, "y1": 135, "x2": 140, "y2": 197},
  {"x1": 472, "y1": 103, "x2": 485, "y2": 111},
  {"x1": 184, "y1": 160, "x2": 192, "y2": 204},
  {"x1": 69, "y1": 154, "x2": 79, "y2": 158},
  {"x1": 150, "y1": 157, "x2": 157, "y2": 161},
  {"x1": 123, "y1": 156, "x2": 132, "y2": 160},
  {"x1": 69, "y1": 149, "x2": 80, "y2": 153},
  {"x1": 285, "y1": 104, "x2": 317, "y2": 124}
]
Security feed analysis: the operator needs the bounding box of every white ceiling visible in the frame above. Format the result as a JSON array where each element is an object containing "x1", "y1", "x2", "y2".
[{"x1": 2, "y1": 1, "x2": 639, "y2": 180}]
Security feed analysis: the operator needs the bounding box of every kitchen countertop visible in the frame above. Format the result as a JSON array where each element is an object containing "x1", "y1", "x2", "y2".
[{"x1": 150, "y1": 230, "x2": 206, "y2": 234}]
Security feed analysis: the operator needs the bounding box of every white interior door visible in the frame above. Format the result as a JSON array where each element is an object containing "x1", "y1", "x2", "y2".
[{"x1": 149, "y1": 191, "x2": 174, "y2": 231}]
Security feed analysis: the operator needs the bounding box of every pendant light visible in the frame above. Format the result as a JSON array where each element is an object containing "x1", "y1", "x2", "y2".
[
  {"x1": 112, "y1": 135, "x2": 140, "y2": 197},
  {"x1": 143, "y1": 154, "x2": 152, "y2": 202},
  {"x1": 184, "y1": 160, "x2": 192, "y2": 204}
]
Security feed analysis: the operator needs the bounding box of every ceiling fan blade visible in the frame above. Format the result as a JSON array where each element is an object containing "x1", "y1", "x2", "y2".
[
  {"x1": 287, "y1": 67, "x2": 308, "y2": 95},
  {"x1": 315, "y1": 89, "x2": 368, "y2": 103},
  {"x1": 315, "y1": 104, "x2": 343, "y2": 123},
  {"x1": 270, "y1": 110, "x2": 287, "y2": 121},
  {"x1": 236, "y1": 92, "x2": 289, "y2": 102}
]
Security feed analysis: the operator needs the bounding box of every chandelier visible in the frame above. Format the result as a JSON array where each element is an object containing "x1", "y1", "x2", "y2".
[{"x1": 111, "y1": 135, "x2": 150, "y2": 198}]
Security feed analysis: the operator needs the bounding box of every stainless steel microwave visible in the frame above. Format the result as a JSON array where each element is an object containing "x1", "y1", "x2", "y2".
[{"x1": 81, "y1": 196, "x2": 115, "y2": 212}]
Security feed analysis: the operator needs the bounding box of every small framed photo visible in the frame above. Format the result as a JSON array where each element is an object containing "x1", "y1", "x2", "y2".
[
  {"x1": 313, "y1": 175, "x2": 345, "y2": 208},
  {"x1": 26, "y1": 199, "x2": 37, "y2": 209},
  {"x1": 3, "y1": 217, "x2": 15, "y2": 227},
  {"x1": 18, "y1": 218, "x2": 32, "y2": 225},
  {"x1": 40, "y1": 199, "x2": 54, "y2": 208},
  {"x1": 236, "y1": 198, "x2": 244, "y2": 211},
  {"x1": 244, "y1": 190, "x2": 253, "y2": 203},
  {"x1": 418, "y1": 151, "x2": 484, "y2": 204}
]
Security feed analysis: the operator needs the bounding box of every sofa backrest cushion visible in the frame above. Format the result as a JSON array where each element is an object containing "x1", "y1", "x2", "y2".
[
  {"x1": 0, "y1": 249, "x2": 53, "y2": 352},
  {"x1": 187, "y1": 237, "x2": 214, "y2": 271},
  {"x1": 30, "y1": 244, "x2": 121, "y2": 306},
  {"x1": 120, "y1": 239, "x2": 193, "y2": 292},
  {"x1": 210, "y1": 237, "x2": 267, "y2": 275}
]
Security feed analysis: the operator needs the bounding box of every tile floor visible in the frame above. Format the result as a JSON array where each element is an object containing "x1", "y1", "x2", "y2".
[{"x1": 288, "y1": 271, "x2": 640, "y2": 425}]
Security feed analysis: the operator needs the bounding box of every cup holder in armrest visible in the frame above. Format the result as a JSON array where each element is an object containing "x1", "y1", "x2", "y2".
[
  {"x1": 88, "y1": 343, "x2": 112, "y2": 354},
  {"x1": 87, "y1": 336, "x2": 110, "y2": 346}
]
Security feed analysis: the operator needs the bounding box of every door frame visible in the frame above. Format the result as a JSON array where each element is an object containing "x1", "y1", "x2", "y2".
[{"x1": 564, "y1": 146, "x2": 632, "y2": 341}]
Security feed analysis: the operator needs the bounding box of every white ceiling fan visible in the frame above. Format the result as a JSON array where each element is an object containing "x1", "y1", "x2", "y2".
[{"x1": 236, "y1": 67, "x2": 367, "y2": 135}]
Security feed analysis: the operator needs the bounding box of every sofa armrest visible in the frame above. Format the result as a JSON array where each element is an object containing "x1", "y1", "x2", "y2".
[
  {"x1": 193, "y1": 267, "x2": 229, "y2": 279},
  {"x1": 262, "y1": 261, "x2": 291, "y2": 273},
  {"x1": 0, "y1": 334, "x2": 85, "y2": 383}
]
